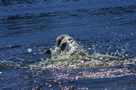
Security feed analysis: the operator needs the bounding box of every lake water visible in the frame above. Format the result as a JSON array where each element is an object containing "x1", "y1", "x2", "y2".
[{"x1": 0, "y1": 0, "x2": 136, "y2": 89}]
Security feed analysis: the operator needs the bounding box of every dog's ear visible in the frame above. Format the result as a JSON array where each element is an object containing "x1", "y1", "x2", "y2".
[
  {"x1": 60, "y1": 42, "x2": 67, "y2": 51},
  {"x1": 56, "y1": 36, "x2": 65, "y2": 47},
  {"x1": 56, "y1": 39, "x2": 61, "y2": 47}
]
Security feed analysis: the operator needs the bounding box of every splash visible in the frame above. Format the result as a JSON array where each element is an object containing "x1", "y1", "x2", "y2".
[{"x1": 29, "y1": 34, "x2": 136, "y2": 69}]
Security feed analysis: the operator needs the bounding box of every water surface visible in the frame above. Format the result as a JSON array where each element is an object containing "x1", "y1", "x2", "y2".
[{"x1": 0, "y1": 0, "x2": 136, "y2": 89}]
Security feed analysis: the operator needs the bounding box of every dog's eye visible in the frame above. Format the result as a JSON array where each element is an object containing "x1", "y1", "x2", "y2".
[{"x1": 68, "y1": 38, "x2": 73, "y2": 43}]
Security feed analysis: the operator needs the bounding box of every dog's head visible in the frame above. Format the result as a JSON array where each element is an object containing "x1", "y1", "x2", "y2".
[{"x1": 41, "y1": 34, "x2": 85, "y2": 57}]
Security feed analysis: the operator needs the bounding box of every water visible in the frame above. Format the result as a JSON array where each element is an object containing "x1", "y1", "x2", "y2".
[{"x1": 0, "y1": 0, "x2": 136, "y2": 89}]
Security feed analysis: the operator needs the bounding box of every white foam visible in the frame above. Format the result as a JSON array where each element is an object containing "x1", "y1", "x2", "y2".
[{"x1": 28, "y1": 34, "x2": 136, "y2": 69}]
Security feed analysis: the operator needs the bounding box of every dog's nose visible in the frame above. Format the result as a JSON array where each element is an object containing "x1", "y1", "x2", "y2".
[{"x1": 45, "y1": 49, "x2": 51, "y2": 54}]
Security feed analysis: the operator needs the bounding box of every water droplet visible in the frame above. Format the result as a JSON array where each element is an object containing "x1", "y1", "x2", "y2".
[{"x1": 27, "y1": 48, "x2": 32, "y2": 53}]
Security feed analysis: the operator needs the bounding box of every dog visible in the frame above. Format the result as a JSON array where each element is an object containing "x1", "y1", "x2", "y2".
[{"x1": 40, "y1": 34, "x2": 88, "y2": 58}]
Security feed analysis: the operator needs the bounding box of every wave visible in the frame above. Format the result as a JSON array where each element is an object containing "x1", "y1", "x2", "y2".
[
  {"x1": 0, "y1": 0, "x2": 136, "y2": 6},
  {"x1": 28, "y1": 53, "x2": 136, "y2": 69},
  {"x1": 0, "y1": 0, "x2": 136, "y2": 20},
  {"x1": 0, "y1": 52, "x2": 136, "y2": 70}
]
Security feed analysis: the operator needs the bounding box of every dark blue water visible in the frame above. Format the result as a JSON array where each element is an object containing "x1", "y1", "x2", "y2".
[{"x1": 0, "y1": 0, "x2": 136, "y2": 89}]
